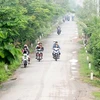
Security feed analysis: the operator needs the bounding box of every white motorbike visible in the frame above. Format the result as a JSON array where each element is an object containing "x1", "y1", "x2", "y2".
[
  {"x1": 22, "y1": 54, "x2": 28, "y2": 68},
  {"x1": 52, "y1": 48, "x2": 60, "y2": 61}
]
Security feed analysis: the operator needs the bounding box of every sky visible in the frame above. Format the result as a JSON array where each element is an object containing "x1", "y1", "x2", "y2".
[{"x1": 75, "y1": 0, "x2": 84, "y2": 6}]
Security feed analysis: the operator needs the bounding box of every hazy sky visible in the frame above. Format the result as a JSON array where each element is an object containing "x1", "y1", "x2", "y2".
[{"x1": 76, "y1": 0, "x2": 84, "y2": 6}]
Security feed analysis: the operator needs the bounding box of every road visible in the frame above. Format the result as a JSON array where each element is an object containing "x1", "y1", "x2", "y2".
[{"x1": 0, "y1": 21, "x2": 95, "y2": 100}]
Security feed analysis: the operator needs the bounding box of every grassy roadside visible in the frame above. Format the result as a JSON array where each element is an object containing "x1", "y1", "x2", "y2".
[
  {"x1": 0, "y1": 58, "x2": 21, "y2": 84},
  {"x1": 92, "y1": 92, "x2": 100, "y2": 100},
  {"x1": 78, "y1": 40, "x2": 100, "y2": 100}
]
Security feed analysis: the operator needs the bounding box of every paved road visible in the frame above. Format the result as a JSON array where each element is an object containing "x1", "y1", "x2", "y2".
[{"x1": 0, "y1": 21, "x2": 94, "y2": 100}]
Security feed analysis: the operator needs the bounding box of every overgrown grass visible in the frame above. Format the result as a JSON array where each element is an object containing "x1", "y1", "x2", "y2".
[
  {"x1": 92, "y1": 92, "x2": 100, "y2": 100},
  {"x1": 78, "y1": 45, "x2": 100, "y2": 87},
  {"x1": 0, "y1": 56, "x2": 21, "y2": 84},
  {"x1": 78, "y1": 40, "x2": 100, "y2": 99},
  {"x1": 78, "y1": 47, "x2": 91, "y2": 76}
]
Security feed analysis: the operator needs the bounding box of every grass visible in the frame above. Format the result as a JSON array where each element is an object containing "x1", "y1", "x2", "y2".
[
  {"x1": 92, "y1": 92, "x2": 100, "y2": 100},
  {"x1": 78, "y1": 46, "x2": 100, "y2": 87},
  {"x1": 78, "y1": 47, "x2": 91, "y2": 76},
  {"x1": 0, "y1": 57, "x2": 22, "y2": 84},
  {"x1": 0, "y1": 69, "x2": 9, "y2": 83},
  {"x1": 78, "y1": 41, "x2": 100, "y2": 100}
]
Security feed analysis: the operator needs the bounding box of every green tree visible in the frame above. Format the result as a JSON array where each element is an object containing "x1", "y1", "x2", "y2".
[
  {"x1": 0, "y1": 0, "x2": 27, "y2": 64},
  {"x1": 76, "y1": 0, "x2": 100, "y2": 75}
]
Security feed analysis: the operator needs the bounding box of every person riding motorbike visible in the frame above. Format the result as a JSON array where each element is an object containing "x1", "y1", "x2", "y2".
[
  {"x1": 53, "y1": 41, "x2": 60, "y2": 49},
  {"x1": 52, "y1": 41, "x2": 61, "y2": 56},
  {"x1": 22, "y1": 44, "x2": 30, "y2": 63},
  {"x1": 36, "y1": 42, "x2": 44, "y2": 59},
  {"x1": 57, "y1": 26, "x2": 61, "y2": 34},
  {"x1": 57, "y1": 26, "x2": 61, "y2": 30},
  {"x1": 22, "y1": 44, "x2": 30, "y2": 55}
]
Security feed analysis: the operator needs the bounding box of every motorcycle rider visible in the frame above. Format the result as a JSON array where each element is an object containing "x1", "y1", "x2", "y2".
[
  {"x1": 57, "y1": 26, "x2": 61, "y2": 34},
  {"x1": 36, "y1": 42, "x2": 44, "y2": 59},
  {"x1": 52, "y1": 41, "x2": 61, "y2": 57},
  {"x1": 57, "y1": 26, "x2": 61, "y2": 30},
  {"x1": 53, "y1": 41, "x2": 60, "y2": 49},
  {"x1": 22, "y1": 44, "x2": 30, "y2": 63},
  {"x1": 22, "y1": 44, "x2": 30, "y2": 55}
]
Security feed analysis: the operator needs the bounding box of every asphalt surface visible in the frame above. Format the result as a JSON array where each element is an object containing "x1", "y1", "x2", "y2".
[{"x1": 0, "y1": 21, "x2": 95, "y2": 100}]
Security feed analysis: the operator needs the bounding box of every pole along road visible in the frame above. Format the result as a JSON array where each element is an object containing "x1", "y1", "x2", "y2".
[{"x1": 0, "y1": 21, "x2": 95, "y2": 100}]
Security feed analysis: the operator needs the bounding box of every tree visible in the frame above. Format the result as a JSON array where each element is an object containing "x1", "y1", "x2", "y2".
[
  {"x1": 0, "y1": 0, "x2": 27, "y2": 64},
  {"x1": 76, "y1": 0, "x2": 100, "y2": 75}
]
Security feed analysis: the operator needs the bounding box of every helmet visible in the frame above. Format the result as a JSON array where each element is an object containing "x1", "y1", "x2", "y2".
[
  {"x1": 55, "y1": 41, "x2": 58, "y2": 43},
  {"x1": 24, "y1": 44, "x2": 28, "y2": 47},
  {"x1": 38, "y1": 41, "x2": 42, "y2": 45},
  {"x1": 24, "y1": 44, "x2": 27, "y2": 46},
  {"x1": 39, "y1": 42, "x2": 42, "y2": 45}
]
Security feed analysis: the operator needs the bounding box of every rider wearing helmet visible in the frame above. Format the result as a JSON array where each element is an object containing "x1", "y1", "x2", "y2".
[
  {"x1": 52, "y1": 41, "x2": 61, "y2": 55},
  {"x1": 57, "y1": 26, "x2": 61, "y2": 30},
  {"x1": 53, "y1": 41, "x2": 60, "y2": 49},
  {"x1": 57, "y1": 26, "x2": 61, "y2": 35},
  {"x1": 36, "y1": 42, "x2": 44, "y2": 51},
  {"x1": 23, "y1": 44, "x2": 30, "y2": 55},
  {"x1": 22, "y1": 44, "x2": 30, "y2": 64},
  {"x1": 36, "y1": 42, "x2": 44, "y2": 59}
]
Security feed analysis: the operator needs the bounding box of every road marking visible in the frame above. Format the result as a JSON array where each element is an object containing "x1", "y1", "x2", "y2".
[
  {"x1": 72, "y1": 51, "x2": 77, "y2": 54},
  {"x1": 71, "y1": 62, "x2": 77, "y2": 65},
  {"x1": 71, "y1": 67, "x2": 77, "y2": 70},
  {"x1": 72, "y1": 70, "x2": 78, "y2": 73},
  {"x1": 69, "y1": 59, "x2": 78, "y2": 63}
]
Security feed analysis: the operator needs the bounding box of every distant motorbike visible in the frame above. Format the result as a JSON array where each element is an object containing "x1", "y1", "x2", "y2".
[
  {"x1": 63, "y1": 19, "x2": 65, "y2": 22},
  {"x1": 57, "y1": 29, "x2": 61, "y2": 35},
  {"x1": 23, "y1": 54, "x2": 28, "y2": 68},
  {"x1": 36, "y1": 49, "x2": 43, "y2": 62},
  {"x1": 52, "y1": 48, "x2": 60, "y2": 61}
]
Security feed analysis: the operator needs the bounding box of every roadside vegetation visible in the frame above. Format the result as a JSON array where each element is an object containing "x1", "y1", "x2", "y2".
[
  {"x1": 92, "y1": 92, "x2": 100, "y2": 100},
  {"x1": 0, "y1": 0, "x2": 71, "y2": 83},
  {"x1": 76, "y1": 0, "x2": 100, "y2": 99}
]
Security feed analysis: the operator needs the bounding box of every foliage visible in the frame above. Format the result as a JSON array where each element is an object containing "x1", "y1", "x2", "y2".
[
  {"x1": 0, "y1": 4, "x2": 26, "y2": 64},
  {"x1": 76, "y1": 0, "x2": 100, "y2": 75},
  {"x1": 78, "y1": 46, "x2": 100, "y2": 87},
  {"x1": 0, "y1": 60, "x2": 21, "y2": 83},
  {"x1": 0, "y1": 0, "x2": 70, "y2": 83},
  {"x1": 0, "y1": 0, "x2": 69, "y2": 64},
  {"x1": 93, "y1": 92, "x2": 100, "y2": 99},
  {"x1": 0, "y1": 44, "x2": 21, "y2": 64},
  {"x1": 83, "y1": 17, "x2": 100, "y2": 74}
]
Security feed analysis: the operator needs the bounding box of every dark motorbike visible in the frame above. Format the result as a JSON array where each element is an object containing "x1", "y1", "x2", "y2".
[
  {"x1": 36, "y1": 49, "x2": 43, "y2": 62},
  {"x1": 57, "y1": 29, "x2": 61, "y2": 35},
  {"x1": 52, "y1": 48, "x2": 60, "y2": 61}
]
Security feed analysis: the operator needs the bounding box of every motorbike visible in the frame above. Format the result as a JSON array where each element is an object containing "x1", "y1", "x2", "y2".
[
  {"x1": 63, "y1": 19, "x2": 65, "y2": 22},
  {"x1": 52, "y1": 48, "x2": 60, "y2": 61},
  {"x1": 36, "y1": 49, "x2": 43, "y2": 62},
  {"x1": 57, "y1": 29, "x2": 61, "y2": 35},
  {"x1": 22, "y1": 49, "x2": 30, "y2": 64},
  {"x1": 23, "y1": 54, "x2": 28, "y2": 68}
]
